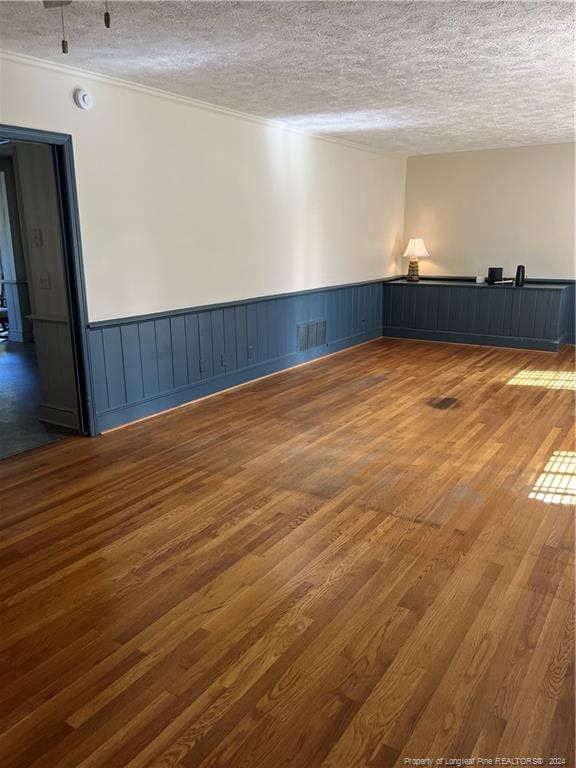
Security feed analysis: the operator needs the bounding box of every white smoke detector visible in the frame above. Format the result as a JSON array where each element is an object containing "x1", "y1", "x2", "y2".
[{"x1": 73, "y1": 88, "x2": 94, "y2": 111}]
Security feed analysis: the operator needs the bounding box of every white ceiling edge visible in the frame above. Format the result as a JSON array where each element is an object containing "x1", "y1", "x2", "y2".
[
  {"x1": 0, "y1": 49, "x2": 406, "y2": 159},
  {"x1": 408, "y1": 138, "x2": 576, "y2": 159},
  {"x1": 2, "y1": 50, "x2": 572, "y2": 159}
]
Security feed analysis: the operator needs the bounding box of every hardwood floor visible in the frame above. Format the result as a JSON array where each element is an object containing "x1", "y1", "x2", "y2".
[{"x1": 0, "y1": 338, "x2": 574, "y2": 768}]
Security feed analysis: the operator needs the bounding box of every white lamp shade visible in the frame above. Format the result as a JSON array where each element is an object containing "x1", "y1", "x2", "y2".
[{"x1": 402, "y1": 238, "x2": 430, "y2": 259}]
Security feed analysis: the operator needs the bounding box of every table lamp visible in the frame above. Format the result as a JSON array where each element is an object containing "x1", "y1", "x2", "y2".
[{"x1": 402, "y1": 238, "x2": 429, "y2": 282}]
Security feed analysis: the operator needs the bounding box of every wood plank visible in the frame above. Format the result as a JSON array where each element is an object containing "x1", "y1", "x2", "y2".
[{"x1": 0, "y1": 339, "x2": 573, "y2": 767}]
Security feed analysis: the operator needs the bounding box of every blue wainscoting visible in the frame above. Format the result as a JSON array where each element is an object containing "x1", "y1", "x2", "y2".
[
  {"x1": 560, "y1": 281, "x2": 576, "y2": 344},
  {"x1": 86, "y1": 277, "x2": 574, "y2": 433},
  {"x1": 88, "y1": 281, "x2": 383, "y2": 431},
  {"x1": 382, "y1": 279, "x2": 574, "y2": 352}
]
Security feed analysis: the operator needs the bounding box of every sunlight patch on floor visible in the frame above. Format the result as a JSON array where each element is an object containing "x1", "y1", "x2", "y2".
[
  {"x1": 507, "y1": 370, "x2": 576, "y2": 390},
  {"x1": 529, "y1": 451, "x2": 576, "y2": 505}
]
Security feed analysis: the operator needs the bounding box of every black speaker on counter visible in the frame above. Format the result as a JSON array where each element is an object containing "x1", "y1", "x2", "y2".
[
  {"x1": 515, "y1": 265, "x2": 526, "y2": 287},
  {"x1": 486, "y1": 267, "x2": 503, "y2": 285}
]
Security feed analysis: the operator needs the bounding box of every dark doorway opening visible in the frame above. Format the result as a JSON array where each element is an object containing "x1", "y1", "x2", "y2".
[
  {"x1": 0, "y1": 125, "x2": 94, "y2": 459},
  {"x1": 0, "y1": 342, "x2": 73, "y2": 459}
]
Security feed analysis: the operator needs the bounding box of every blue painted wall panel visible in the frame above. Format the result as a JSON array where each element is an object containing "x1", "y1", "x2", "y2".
[
  {"x1": 210, "y1": 309, "x2": 227, "y2": 377},
  {"x1": 348, "y1": 287, "x2": 357, "y2": 335},
  {"x1": 560, "y1": 283, "x2": 575, "y2": 342},
  {"x1": 486, "y1": 290, "x2": 506, "y2": 335},
  {"x1": 382, "y1": 287, "x2": 391, "y2": 329},
  {"x1": 234, "y1": 305, "x2": 248, "y2": 369},
  {"x1": 121, "y1": 324, "x2": 144, "y2": 403},
  {"x1": 185, "y1": 313, "x2": 201, "y2": 384},
  {"x1": 361, "y1": 285, "x2": 368, "y2": 332},
  {"x1": 281, "y1": 296, "x2": 298, "y2": 355},
  {"x1": 403, "y1": 285, "x2": 417, "y2": 329},
  {"x1": 88, "y1": 279, "x2": 573, "y2": 433},
  {"x1": 267, "y1": 299, "x2": 284, "y2": 360},
  {"x1": 89, "y1": 279, "x2": 384, "y2": 431},
  {"x1": 345, "y1": 287, "x2": 355, "y2": 337},
  {"x1": 138, "y1": 321, "x2": 160, "y2": 398},
  {"x1": 544, "y1": 292, "x2": 561, "y2": 339},
  {"x1": 223, "y1": 306, "x2": 238, "y2": 372},
  {"x1": 101, "y1": 327, "x2": 126, "y2": 409},
  {"x1": 436, "y1": 287, "x2": 450, "y2": 330},
  {"x1": 383, "y1": 281, "x2": 570, "y2": 352},
  {"x1": 532, "y1": 292, "x2": 550, "y2": 339},
  {"x1": 426, "y1": 287, "x2": 440, "y2": 329},
  {"x1": 155, "y1": 318, "x2": 174, "y2": 392},
  {"x1": 517, "y1": 292, "x2": 538, "y2": 338},
  {"x1": 390, "y1": 284, "x2": 402, "y2": 327},
  {"x1": 246, "y1": 304, "x2": 258, "y2": 365},
  {"x1": 365, "y1": 284, "x2": 375, "y2": 331},
  {"x1": 447, "y1": 287, "x2": 463, "y2": 330},
  {"x1": 328, "y1": 290, "x2": 341, "y2": 342},
  {"x1": 88, "y1": 328, "x2": 108, "y2": 413},
  {"x1": 339, "y1": 289, "x2": 348, "y2": 340},
  {"x1": 374, "y1": 283, "x2": 383, "y2": 330},
  {"x1": 198, "y1": 311, "x2": 214, "y2": 380},
  {"x1": 170, "y1": 316, "x2": 188, "y2": 389},
  {"x1": 413, "y1": 287, "x2": 427, "y2": 329},
  {"x1": 349, "y1": 286, "x2": 357, "y2": 334},
  {"x1": 509, "y1": 290, "x2": 522, "y2": 338},
  {"x1": 256, "y1": 302, "x2": 269, "y2": 363},
  {"x1": 267, "y1": 299, "x2": 280, "y2": 358},
  {"x1": 472, "y1": 288, "x2": 488, "y2": 333}
]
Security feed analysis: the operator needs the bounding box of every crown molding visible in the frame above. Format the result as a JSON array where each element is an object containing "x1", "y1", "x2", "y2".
[
  {"x1": 407, "y1": 139, "x2": 576, "y2": 159},
  {"x1": 0, "y1": 49, "x2": 405, "y2": 159}
]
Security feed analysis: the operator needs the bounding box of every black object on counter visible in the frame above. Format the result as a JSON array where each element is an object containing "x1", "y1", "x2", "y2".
[
  {"x1": 487, "y1": 267, "x2": 503, "y2": 285},
  {"x1": 515, "y1": 265, "x2": 526, "y2": 287}
]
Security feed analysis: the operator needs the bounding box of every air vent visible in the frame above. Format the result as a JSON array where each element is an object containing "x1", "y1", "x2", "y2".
[{"x1": 297, "y1": 319, "x2": 327, "y2": 352}]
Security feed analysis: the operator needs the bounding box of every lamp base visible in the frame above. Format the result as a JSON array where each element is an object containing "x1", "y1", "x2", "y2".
[{"x1": 406, "y1": 258, "x2": 419, "y2": 282}]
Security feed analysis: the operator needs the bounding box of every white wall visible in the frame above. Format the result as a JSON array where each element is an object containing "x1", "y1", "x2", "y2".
[
  {"x1": 404, "y1": 143, "x2": 575, "y2": 280},
  {"x1": 0, "y1": 53, "x2": 407, "y2": 322}
]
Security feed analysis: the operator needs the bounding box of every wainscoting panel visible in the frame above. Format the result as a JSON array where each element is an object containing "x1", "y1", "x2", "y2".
[
  {"x1": 87, "y1": 278, "x2": 572, "y2": 432},
  {"x1": 88, "y1": 281, "x2": 383, "y2": 431},
  {"x1": 560, "y1": 282, "x2": 576, "y2": 344},
  {"x1": 382, "y1": 280, "x2": 573, "y2": 352}
]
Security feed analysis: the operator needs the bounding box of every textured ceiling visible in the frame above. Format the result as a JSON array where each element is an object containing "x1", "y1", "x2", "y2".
[{"x1": 0, "y1": 1, "x2": 574, "y2": 154}]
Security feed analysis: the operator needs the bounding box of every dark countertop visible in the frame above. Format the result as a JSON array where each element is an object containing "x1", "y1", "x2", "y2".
[{"x1": 387, "y1": 279, "x2": 572, "y2": 291}]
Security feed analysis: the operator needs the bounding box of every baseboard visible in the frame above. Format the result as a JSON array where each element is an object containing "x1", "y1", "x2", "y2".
[
  {"x1": 38, "y1": 403, "x2": 79, "y2": 429},
  {"x1": 381, "y1": 327, "x2": 560, "y2": 352},
  {"x1": 95, "y1": 329, "x2": 381, "y2": 432}
]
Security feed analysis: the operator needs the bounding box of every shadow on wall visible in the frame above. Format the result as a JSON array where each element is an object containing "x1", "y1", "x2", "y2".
[
  {"x1": 265, "y1": 127, "x2": 313, "y2": 289},
  {"x1": 264, "y1": 125, "x2": 406, "y2": 289}
]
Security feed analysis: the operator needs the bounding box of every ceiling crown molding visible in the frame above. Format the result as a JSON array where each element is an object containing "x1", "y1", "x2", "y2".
[{"x1": 0, "y1": 49, "x2": 403, "y2": 159}]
